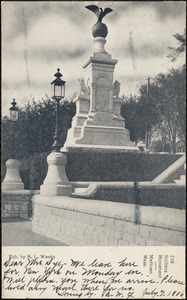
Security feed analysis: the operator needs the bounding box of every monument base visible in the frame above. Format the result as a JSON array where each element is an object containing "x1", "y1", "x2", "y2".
[
  {"x1": 75, "y1": 125, "x2": 134, "y2": 147},
  {"x1": 62, "y1": 144, "x2": 138, "y2": 153},
  {"x1": 63, "y1": 125, "x2": 135, "y2": 150}
]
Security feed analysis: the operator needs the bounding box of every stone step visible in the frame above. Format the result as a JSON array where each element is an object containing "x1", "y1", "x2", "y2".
[
  {"x1": 73, "y1": 187, "x2": 88, "y2": 194},
  {"x1": 173, "y1": 163, "x2": 186, "y2": 184},
  {"x1": 174, "y1": 177, "x2": 186, "y2": 185}
]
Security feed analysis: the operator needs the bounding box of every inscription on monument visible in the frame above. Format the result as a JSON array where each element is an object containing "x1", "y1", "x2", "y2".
[{"x1": 95, "y1": 87, "x2": 109, "y2": 112}]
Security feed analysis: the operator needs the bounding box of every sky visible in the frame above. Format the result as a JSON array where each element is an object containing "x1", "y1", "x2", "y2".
[{"x1": 2, "y1": 1, "x2": 186, "y2": 116}]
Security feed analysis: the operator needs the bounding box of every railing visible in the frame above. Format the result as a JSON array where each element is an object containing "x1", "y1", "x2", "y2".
[{"x1": 152, "y1": 154, "x2": 186, "y2": 184}]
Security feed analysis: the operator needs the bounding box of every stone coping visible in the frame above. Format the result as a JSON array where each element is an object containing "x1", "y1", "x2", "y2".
[
  {"x1": 71, "y1": 181, "x2": 185, "y2": 195},
  {"x1": 82, "y1": 55, "x2": 118, "y2": 69},
  {"x1": 32, "y1": 195, "x2": 185, "y2": 232},
  {"x1": 62, "y1": 145, "x2": 139, "y2": 153},
  {"x1": 71, "y1": 181, "x2": 184, "y2": 187},
  {"x1": 2, "y1": 190, "x2": 40, "y2": 195}
]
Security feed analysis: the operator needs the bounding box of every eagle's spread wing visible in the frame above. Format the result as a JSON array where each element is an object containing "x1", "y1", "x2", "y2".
[
  {"x1": 103, "y1": 7, "x2": 113, "y2": 18},
  {"x1": 85, "y1": 5, "x2": 100, "y2": 18}
]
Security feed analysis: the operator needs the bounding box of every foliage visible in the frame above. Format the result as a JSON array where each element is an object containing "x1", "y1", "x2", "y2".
[
  {"x1": 19, "y1": 152, "x2": 48, "y2": 190},
  {"x1": 168, "y1": 29, "x2": 186, "y2": 62},
  {"x1": 121, "y1": 95, "x2": 146, "y2": 143},
  {"x1": 2, "y1": 98, "x2": 76, "y2": 162},
  {"x1": 153, "y1": 65, "x2": 186, "y2": 153},
  {"x1": 121, "y1": 79, "x2": 162, "y2": 144},
  {"x1": 150, "y1": 140, "x2": 171, "y2": 153},
  {"x1": 19, "y1": 151, "x2": 180, "y2": 189},
  {"x1": 121, "y1": 64, "x2": 186, "y2": 153}
]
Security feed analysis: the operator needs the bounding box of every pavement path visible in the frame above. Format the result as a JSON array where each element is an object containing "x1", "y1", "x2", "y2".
[{"x1": 2, "y1": 218, "x2": 67, "y2": 246}]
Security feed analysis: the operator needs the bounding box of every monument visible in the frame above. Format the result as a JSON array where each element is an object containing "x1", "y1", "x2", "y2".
[{"x1": 63, "y1": 5, "x2": 135, "y2": 151}]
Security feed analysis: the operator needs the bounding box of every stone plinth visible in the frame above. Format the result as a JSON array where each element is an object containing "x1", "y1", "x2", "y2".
[
  {"x1": 2, "y1": 159, "x2": 24, "y2": 190},
  {"x1": 73, "y1": 125, "x2": 132, "y2": 147}
]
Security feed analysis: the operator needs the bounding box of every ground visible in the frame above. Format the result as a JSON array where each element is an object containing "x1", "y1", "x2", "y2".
[{"x1": 2, "y1": 218, "x2": 66, "y2": 246}]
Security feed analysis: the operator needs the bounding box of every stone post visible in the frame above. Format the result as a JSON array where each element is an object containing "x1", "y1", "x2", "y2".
[
  {"x1": 2, "y1": 159, "x2": 24, "y2": 190},
  {"x1": 40, "y1": 152, "x2": 72, "y2": 196}
]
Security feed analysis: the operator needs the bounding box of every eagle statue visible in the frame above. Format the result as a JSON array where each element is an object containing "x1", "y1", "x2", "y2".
[
  {"x1": 85, "y1": 5, "x2": 113, "y2": 22},
  {"x1": 85, "y1": 5, "x2": 113, "y2": 38}
]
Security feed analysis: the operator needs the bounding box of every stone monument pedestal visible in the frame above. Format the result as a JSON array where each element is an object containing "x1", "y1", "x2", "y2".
[
  {"x1": 40, "y1": 152, "x2": 72, "y2": 196},
  {"x1": 63, "y1": 37, "x2": 135, "y2": 151},
  {"x1": 2, "y1": 159, "x2": 24, "y2": 190}
]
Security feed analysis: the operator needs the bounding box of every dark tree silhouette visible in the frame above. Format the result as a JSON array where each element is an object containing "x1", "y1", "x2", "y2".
[{"x1": 168, "y1": 29, "x2": 186, "y2": 62}]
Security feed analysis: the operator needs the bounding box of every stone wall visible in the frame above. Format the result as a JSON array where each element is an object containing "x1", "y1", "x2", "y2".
[
  {"x1": 2, "y1": 190, "x2": 39, "y2": 219},
  {"x1": 32, "y1": 195, "x2": 185, "y2": 246}
]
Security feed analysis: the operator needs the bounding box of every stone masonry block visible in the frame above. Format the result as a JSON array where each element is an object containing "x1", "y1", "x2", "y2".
[
  {"x1": 97, "y1": 234, "x2": 109, "y2": 246},
  {"x1": 146, "y1": 239, "x2": 162, "y2": 246},
  {"x1": 14, "y1": 205, "x2": 21, "y2": 211},
  {"x1": 104, "y1": 217, "x2": 116, "y2": 228},
  {"x1": 83, "y1": 230, "x2": 93, "y2": 245},
  {"x1": 145, "y1": 226, "x2": 185, "y2": 245},
  {"x1": 141, "y1": 205, "x2": 185, "y2": 232},
  {"x1": 115, "y1": 220, "x2": 140, "y2": 235},
  {"x1": 90, "y1": 230, "x2": 99, "y2": 245},
  {"x1": 4, "y1": 204, "x2": 12, "y2": 210},
  {"x1": 20, "y1": 213, "x2": 28, "y2": 219},
  {"x1": 10, "y1": 212, "x2": 20, "y2": 217},
  {"x1": 66, "y1": 209, "x2": 80, "y2": 219},
  {"x1": 110, "y1": 219, "x2": 126, "y2": 231},
  {"x1": 114, "y1": 231, "x2": 124, "y2": 240},
  {"x1": 108, "y1": 236, "x2": 118, "y2": 246},
  {"x1": 60, "y1": 221, "x2": 68, "y2": 233},
  {"x1": 90, "y1": 214, "x2": 106, "y2": 226},
  {"x1": 55, "y1": 217, "x2": 62, "y2": 230},
  {"x1": 20, "y1": 205, "x2": 28, "y2": 212},
  {"x1": 84, "y1": 223, "x2": 96, "y2": 233},
  {"x1": 122, "y1": 232, "x2": 135, "y2": 244},
  {"x1": 3, "y1": 213, "x2": 11, "y2": 218},
  {"x1": 139, "y1": 225, "x2": 151, "y2": 238},
  {"x1": 118, "y1": 240, "x2": 129, "y2": 246},
  {"x1": 81, "y1": 213, "x2": 95, "y2": 224},
  {"x1": 166, "y1": 231, "x2": 185, "y2": 245},
  {"x1": 159, "y1": 241, "x2": 175, "y2": 246},
  {"x1": 2, "y1": 204, "x2": 6, "y2": 209},
  {"x1": 69, "y1": 224, "x2": 76, "y2": 236},
  {"x1": 76, "y1": 221, "x2": 87, "y2": 233},
  {"x1": 52, "y1": 208, "x2": 65, "y2": 218},
  {"x1": 134, "y1": 235, "x2": 146, "y2": 246},
  {"x1": 22, "y1": 203, "x2": 29, "y2": 208},
  {"x1": 104, "y1": 228, "x2": 113, "y2": 239},
  {"x1": 67, "y1": 219, "x2": 76, "y2": 231},
  {"x1": 68, "y1": 211, "x2": 84, "y2": 222}
]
